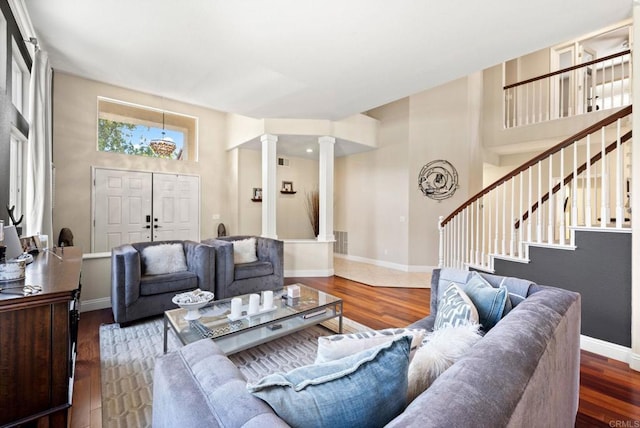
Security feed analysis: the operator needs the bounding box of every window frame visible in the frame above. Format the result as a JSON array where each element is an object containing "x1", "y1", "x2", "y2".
[
  {"x1": 9, "y1": 129, "x2": 26, "y2": 220},
  {"x1": 97, "y1": 97, "x2": 199, "y2": 161},
  {"x1": 11, "y1": 37, "x2": 29, "y2": 118}
]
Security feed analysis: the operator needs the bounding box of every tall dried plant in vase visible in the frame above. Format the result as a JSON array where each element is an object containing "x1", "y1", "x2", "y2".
[{"x1": 304, "y1": 189, "x2": 320, "y2": 237}]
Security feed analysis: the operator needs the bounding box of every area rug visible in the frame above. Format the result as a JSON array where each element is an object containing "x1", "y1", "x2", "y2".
[
  {"x1": 334, "y1": 256, "x2": 431, "y2": 288},
  {"x1": 100, "y1": 316, "x2": 370, "y2": 428}
]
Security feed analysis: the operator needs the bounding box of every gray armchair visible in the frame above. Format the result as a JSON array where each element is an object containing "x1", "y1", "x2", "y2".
[
  {"x1": 201, "y1": 235, "x2": 284, "y2": 299},
  {"x1": 111, "y1": 240, "x2": 215, "y2": 324}
]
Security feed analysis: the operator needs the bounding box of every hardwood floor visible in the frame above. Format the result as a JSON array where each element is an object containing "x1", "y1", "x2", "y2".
[{"x1": 70, "y1": 276, "x2": 640, "y2": 427}]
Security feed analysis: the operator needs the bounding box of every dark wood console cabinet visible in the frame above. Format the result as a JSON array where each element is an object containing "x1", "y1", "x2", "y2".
[{"x1": 0, "y1": 247, "x2": 82, "y2": 427}]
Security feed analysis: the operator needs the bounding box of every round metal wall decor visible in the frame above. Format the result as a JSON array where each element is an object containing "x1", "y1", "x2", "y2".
[{"x1": 418, "y1": 160, "x2": 458, "y2": 200}]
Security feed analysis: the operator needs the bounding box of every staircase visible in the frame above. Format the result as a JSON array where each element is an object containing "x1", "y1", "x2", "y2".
[
  {"x1": 438, "y1": 106, "x2": 634, "y2": 352},
  {"x1": 438, "y1": 105, "x2": 632, "y2": 272}
]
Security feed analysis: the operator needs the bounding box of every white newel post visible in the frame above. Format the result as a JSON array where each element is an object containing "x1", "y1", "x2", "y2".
[
  {"x1": 438, "y1": 216, "x2": 444, "y2": 268},
  {"x1": 261, "y1": 134, "x2": 278, "y2": 239},
  {"x1": 317, "y1": 136, "x2": 335, "y2": 242}
]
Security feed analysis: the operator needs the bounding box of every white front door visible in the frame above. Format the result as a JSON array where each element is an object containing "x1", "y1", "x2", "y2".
[
  {"x1": 152, "y1": 173, "x2": 200, "y2": 242},
  {"x1": 93, "y1": 169, "x2": 200, "y2": 252},
  {"x1": 93, "y1": 169, "x2": 153, "y2": 252}
]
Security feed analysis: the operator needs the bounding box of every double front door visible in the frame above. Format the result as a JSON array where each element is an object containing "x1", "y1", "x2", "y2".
[{"x1": 92, "y1": 168, "x2": 200, "y2": 252}]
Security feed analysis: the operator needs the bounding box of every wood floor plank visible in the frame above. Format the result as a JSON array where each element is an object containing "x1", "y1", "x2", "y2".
[{"x1": 71, "y1": 276, "x2": 640, "y2": 427}]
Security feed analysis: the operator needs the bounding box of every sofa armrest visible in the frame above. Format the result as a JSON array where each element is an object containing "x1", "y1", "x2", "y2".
[
  {"x1": 202, "y1": 238, "x2": 235, "y2": 290},
  {"x1": 255, "y1": 237, "x2": 283, "y2": 279},
  {"x1": 111, "y1": 244, "x2": 141, "y2": 322},
  {"x1": 183, "y1": 241, "x2": 216, "y2": 293},
  {"x1": 153, "y1": 339, "x2": 289, "y2": 428}
]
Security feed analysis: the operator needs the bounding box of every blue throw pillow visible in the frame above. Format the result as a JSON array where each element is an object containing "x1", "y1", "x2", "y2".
[
  {"x1": 247, "y1": 336, "x2": 411, "y2": 428},
  {"x1": 461, "y1": 271, "x2": 511, "y2": 330},
  {"x1": 434, "y1": 283, "x2": 479, "y2": 330}
]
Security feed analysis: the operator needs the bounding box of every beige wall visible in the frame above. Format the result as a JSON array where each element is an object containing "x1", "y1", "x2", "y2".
[
  {"x1": 276, "y1": 156, "x2": 319, "y2": 239},
  {"x1": 52, "y1": 73, "x2": 229, "y2": 252},
  {"x1": 235, "y1": 147, "x2": 319, "y2": 239},
  {"x1": 407, "y1": 74, "x2": 484, "y2": 267},
  {"x1": 236, "y1": 148, "x2": 262, "y2": 236},
  {"x1": 335, "y1": 75, "x2": 485, "y2": 269},
  {"x1": 336, "y1": 98, "x2": 410, "y2": 266}
]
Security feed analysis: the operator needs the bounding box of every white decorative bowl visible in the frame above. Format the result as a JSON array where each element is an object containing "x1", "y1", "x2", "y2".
[
  {"x1": 172, "y1": 290, "x2": 215, "y2": 320},
  {"x1": 0, "y1": 260, "x2": 26, "y2": 282}
]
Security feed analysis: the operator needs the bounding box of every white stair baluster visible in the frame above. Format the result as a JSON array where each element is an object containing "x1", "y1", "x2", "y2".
[
  {"x1": 537, "y1": 161, "x2": 542, "y2": 242},
  {"x1": 527, "y1": 166, "x2": 532, "y2": 247},
  {"x1": 586, "y1": 134, "x2": 592, "y2": 227},
  {"x1": 601, "y1": 126, "x2": 609, "y2": 227},
  {"x1": 510, "y1": 178, "x2": 515, "y2": 256},
  {"x1": 559, "y1": 148, "x2": 566, "y2": 245},
  {"x1": 616, "y1": 119, "x2": 623, "y2": 228},
  {"x1": 481, "y1": 196, "x2": 486, "y2": 268},
  {"x1": 518, "y1": 172, "x2": 523, "y2": 259},
  {"x1": 501, "y1": 184, "x2": 506, "y2": 255},
  {"x1": 548, "y1": 154, "x2": 554, "y2": 244},
  {"x1": 572, "y1": 141, "x2": 578, "y2": 235},
  {"x1": 494, "y1": 187, "x2": 499, "y2": 255}
]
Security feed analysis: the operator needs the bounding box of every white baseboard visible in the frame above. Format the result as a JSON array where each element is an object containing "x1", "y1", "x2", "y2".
[
  {"x1": 285, "y1": 269, "x2": 334, "y2": 278},
  {"x1": 629, "y1": 352, "x2": 640, "y2": 371},
  {"x1": 80, "y1": 297, "x2": 111, "y2": 313},
  {"x1": 580, "y1": 334, "x2": 631, "y2": 363},
  {"x1": 335, "y1": 253, "x2": 434, "y2": 273}
]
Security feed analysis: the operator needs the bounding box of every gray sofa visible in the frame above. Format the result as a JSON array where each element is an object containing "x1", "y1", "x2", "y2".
[
  {"x1": 111, "y1": 240, "x2": 216, "y2": 324},
  {"x1": 152, "y1": 268, "x2": 581, "y2": 427},
  {"x1": 201, "y1": 235, "x2": 284, "y2": 299}
]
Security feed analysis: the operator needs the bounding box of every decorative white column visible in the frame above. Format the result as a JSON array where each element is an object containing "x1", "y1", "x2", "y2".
[
  {"x1": 317, "y1": 136, "x2": 335, "y2": 242},
  {"x1": 261, "y1": 134, "x2": 278, "y2": 239}
]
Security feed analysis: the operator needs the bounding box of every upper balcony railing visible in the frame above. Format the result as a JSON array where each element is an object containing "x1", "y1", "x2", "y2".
[{"x1": 504, "y1": 50, "x2": 631, "y2": 128}]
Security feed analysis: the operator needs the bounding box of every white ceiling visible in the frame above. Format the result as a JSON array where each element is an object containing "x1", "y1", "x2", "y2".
[{"x1": 24, "y1": 0, "x2": 631, "y2": 123}]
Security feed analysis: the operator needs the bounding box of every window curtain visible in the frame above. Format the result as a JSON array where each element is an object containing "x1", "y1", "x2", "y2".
[{"x1": 25, "y1": 49, "x2": 53, "y2": 241}]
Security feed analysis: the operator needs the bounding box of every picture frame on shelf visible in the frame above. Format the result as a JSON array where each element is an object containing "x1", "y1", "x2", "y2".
[{"x1": 281, "y1": 181, "x2": 295, "y2": 193}]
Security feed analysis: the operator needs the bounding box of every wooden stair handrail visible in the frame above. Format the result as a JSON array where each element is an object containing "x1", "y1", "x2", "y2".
[
  {"x1": 440, "y1": 105, "x2": 632, "y2": 227},
  {"x1": 514, "y1": 130, "x2": 632, "y2": 229},
  {"x1": 504, "y1": 49, "x2": 631, "y2": 90}
]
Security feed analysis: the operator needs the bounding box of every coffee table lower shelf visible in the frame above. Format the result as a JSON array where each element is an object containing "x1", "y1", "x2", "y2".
[{"x1": 216, "y1": 310, "x2": 342, "y2": 355}]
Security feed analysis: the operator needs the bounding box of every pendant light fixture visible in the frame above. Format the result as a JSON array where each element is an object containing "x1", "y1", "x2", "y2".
[{"x1": 149, "y1": 110, "x2": 176, "y2": 157}]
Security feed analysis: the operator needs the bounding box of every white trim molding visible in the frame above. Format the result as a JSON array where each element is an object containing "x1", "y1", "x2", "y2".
[
  {"x1": 284, "y1": 269, "x2": 334, "y2": 277},
  {"x1": 334, "y1": 253, "x2": 435, "y2": 273},
  {"x1": 580, "y1": 334, "x2": 632, "y2": 364},
  {"x1": 80, "y1": 297, "x2": 111, "y2": 313}
]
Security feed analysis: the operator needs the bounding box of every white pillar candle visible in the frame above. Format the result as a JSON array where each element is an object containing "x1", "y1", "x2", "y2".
[
  {"x1": 230, "y1": 297, "x2": 242, "y2": 318},
  {"x1": 248, "y1": 293, "x2": 260, "y2": 315},
  {"x1": 263, "y1": 290, "x2": 273, "y2": 309}
]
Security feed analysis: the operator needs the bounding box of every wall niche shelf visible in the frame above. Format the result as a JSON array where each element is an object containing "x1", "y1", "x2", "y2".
[
  {"x1": 280, "y1": 190, "x2": 297, "y2": 195},
  {"x1": 251, "y1": 198, "x2": 262, "y2": 202}
]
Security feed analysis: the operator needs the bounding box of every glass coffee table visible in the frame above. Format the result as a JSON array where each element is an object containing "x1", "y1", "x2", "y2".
[{"x1": 163, "y1": 283, "x2": 343, "y2": 355}]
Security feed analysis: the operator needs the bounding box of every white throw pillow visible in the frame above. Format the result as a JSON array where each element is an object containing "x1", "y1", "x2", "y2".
[
  {"x1": 142, "y1": 243, "x2": 188, "y2": 275},
  {"x1": 315, "y1": 328, "x2": 426, "y2": 364},
  {"x1": 233, "y1": 237, "x2": 258, "y2": 264},
  {"x1": 406, "y1": 323, "x2": 483, "y2": 403}
]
